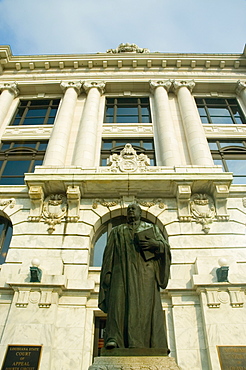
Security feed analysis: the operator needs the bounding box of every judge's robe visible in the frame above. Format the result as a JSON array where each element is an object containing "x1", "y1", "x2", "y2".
[{"x1": 98, "y1": 221, "x2": 171, "y2": 349}]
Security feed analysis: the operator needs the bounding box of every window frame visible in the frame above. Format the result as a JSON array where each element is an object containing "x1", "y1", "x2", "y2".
[
  {"x1": 195, "y1": 97, "x2": 246, "y2": 125},
  {"x1": 0, "y1": 140, "x2": 48, "y2": 185},
  {"x1": 10, "y1": 99, "x2": 60, "y2": 126},
  {"x1": 209, "y1": 139, "x2": 246, "y2": 184},
  {"x1": 104, "y1": 97, "x2": 152, "y2": 124}
]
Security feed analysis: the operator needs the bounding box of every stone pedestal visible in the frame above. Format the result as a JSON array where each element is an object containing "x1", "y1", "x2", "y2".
[{"x1": 89, "y1": 356, "x2": 181, "y2": 370}]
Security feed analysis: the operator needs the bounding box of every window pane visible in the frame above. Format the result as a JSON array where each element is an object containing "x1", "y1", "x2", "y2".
[
  {"x1": 226, "y1": 159, "x2": 246, "y2": 175},
  {"x1": 117, "y1": 107, "x2": 138, "y2": 115},
  {"x1": 213, "y1": 159, "x2": 224, "y2": 169},
  {"x1": 219, "y1": 142, "x2": 245, "y2": 148},
  {"x1": 13, "y1": 142, "x2": 37, "y2": 148},
  {"x1": 38, "y1": 142, "x2": 48, "y2": 150},
  {"x1": 3, "y1": 160, "x2": 30, "y2": 175},
  {"x1": 234, "y1": 116, "x2": 244, "y2": 124},
  {"x1": 102, "y1": 141, "x2": 113, "y2": 149},
  {"x1": 106, "y1": 107, "x2": 114, "y2": 116},
  {"x1": 208, "y1": 107, "x2": 230, "y2": 117},
  {"x1": 30, "y1": 100, "x2": 50, "y2": 106},
  {"x1": 117, "y1": 116, "x2": 139, "y2": 123},
  {"x1": 93, "y1": 232, "x2": 107, "y2": 267},
  {"x1": 232, "y1": 176, "x2": 246, "y2": 184},
  {"x1": 211, "y1": 116, "x2": 234, "y2": 124},
  {"x1": 208, "y1": 142, "x2": 218, "y2": 150},
  {"x1": 23, "y1": 117, "x2": 45, "y2": 125},
  {"x1": 142, "y1": 141, "x2": 154, "y2": 149},
  {"x1": 201, "y1": 117, "x2": 209, "y2": 123},
  {"x1": 26, "y1": 108, "x2": 47, "y2": 117},
  {"x1": 0, "y1": 177, "x2": 25, "y2": 185}
]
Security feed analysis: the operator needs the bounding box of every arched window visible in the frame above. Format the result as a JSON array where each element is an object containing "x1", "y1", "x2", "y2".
[
  {"x1": 0, "y1": 214, "x2": 13, "y2": 264},
  {"x1": 92, "y1": 216, "x2": 125, "y2": 267}
]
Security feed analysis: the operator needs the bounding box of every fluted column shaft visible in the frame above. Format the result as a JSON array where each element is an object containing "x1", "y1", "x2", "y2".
[
  {"x1": 0, "y1": 82, "x2": 19, "y2": 128},
  {"x1": 73, "y1": 81, "x2": 105, "y2": 167},
  {"x1": 44, "y1": 81, "x2": 82, "y2": 166},
  {"x1": 236, "y1": 81, "x2": 246, "y2": 108},
  {"x1": 174, "y1": 80, "x2": 213, "y2": 166},
  {"x1": 150, "y1": 80, "x2": 182, "y2": 166}
]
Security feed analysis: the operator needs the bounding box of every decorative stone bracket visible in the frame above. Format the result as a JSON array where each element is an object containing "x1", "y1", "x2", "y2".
[
  {"x1": 28, "y1": 186, "x2": 81, "y2": 233},
  {"x1": 14, "y1": 288, "x2": 59, "y2": 308},
  {"x1": 205, "y1": 288, "x2": 244, "y2": 308},
  {"x1": 176, "y1": 183, "x2": 230, "y2": 233}
]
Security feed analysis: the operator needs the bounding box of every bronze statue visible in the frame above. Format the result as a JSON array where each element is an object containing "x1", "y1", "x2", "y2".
[{"x1": 99, "y1": 203, "x2": 171, "y2": 351}]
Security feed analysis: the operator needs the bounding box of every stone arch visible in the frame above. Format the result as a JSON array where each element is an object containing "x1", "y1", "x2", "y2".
[{"x1": 90, "y1": 203, "x2": 169, "y2": 267}]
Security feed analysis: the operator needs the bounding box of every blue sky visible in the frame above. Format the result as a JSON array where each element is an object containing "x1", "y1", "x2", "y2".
[{"x1": 0, "y1": 0, "x2": 245, "y2": 56}]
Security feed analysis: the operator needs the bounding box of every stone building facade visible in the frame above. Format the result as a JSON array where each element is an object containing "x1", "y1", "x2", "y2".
[{"x1": 0, "y1": 42, "x2": 246, "y2": 369}]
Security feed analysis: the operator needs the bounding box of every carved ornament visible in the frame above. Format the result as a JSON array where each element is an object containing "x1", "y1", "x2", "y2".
[
  {"x1": 60, "y1": 81, "x2": 82, "y2": 94},
  {"x1": 149, "y1": 80, "x2": 172, "y2": 93},
  {"x1": 190, "y1": 193, "x2": 215, "y2": 234},
  {"x1": 137, "y1": 199, "x2": 166, "y2": 209},
  {"x1": 83, "y1": 81, "x2": 105, "y2": 95},
  {"x1": 236, "y1": 80, "x2": 246, "y2": 95},
  {"x1": 107, "y1": 43, "x2": 150, "y2": 54},
  {"x1": 42, "y1": 194, "x2": 67, "y2": 234},
  {"x1": 0, "y1": 82, "x2": 19, "y2": 97},
  {"x1": 92, "y1": 199, "x2": 119, "y2": 209},
  {"x1": 106, "y1": 143, "x2": 150, "y2": 173},
  {"x1": 173, "y1": 80, "x2": 195, "y2": 93},
  {"x1": 0, "y1": 198, "x2": 15, "y2": 209}
]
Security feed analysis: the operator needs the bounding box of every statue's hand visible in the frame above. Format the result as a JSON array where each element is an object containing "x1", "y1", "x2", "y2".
[{"x1": 139, "y1": 236, "x2": 160, "y2": 252}]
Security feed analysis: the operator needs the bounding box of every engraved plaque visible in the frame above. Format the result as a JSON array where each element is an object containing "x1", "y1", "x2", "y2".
[
  {"x1": 218, "y1": 346, "x2": 246, "y2": 369},
  {"x1": 1, "y1": 345, "x2": 42, "y2": 370}
]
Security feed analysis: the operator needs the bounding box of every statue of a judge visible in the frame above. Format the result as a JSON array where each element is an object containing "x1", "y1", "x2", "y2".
[{"x1": 99, "y1": 203, "x2": 171, "y2": 351}]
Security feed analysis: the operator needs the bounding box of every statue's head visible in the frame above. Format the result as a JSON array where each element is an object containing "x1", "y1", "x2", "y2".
[{"x1": 127, "y1": 203, "x2": 142, "y2": 223}]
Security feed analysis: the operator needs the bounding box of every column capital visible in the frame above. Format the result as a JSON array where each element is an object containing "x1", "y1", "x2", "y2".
[
  {"x1": 60, "y1": 81, "x2": 82, "y2": 94},
  {"x1": 173, "y1": 80, "x2": 195, "y2": 93},
  {"x1": 0, "y1": 82, "x2": 19, "y2": 97},
  {"x1": 83, "y1": 81, "x2": 105, "y2": 95},
  {"x1": 236, "y1": 80, "x2": 246, "y2": 95},
  {"x1": 149, "y1": 80, "x2": 172, "y2": 93}
]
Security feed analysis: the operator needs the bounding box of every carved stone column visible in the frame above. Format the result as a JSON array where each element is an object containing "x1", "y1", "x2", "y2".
[
  {"x1": 173, "y1": 80, "x2": 213, "y2": 166},
  {"x1": 44, "y1": 81, "x2": 82, "y2": 166},
  {"x1": 236, "y1": 80, "x2": 246, "y2": 108},
  {"x1": 150, "y1": 80, "x2": 182, "y2": 166},
  {"x1": 73, "y1": 81, "x2": 105, "y2": 167},
  {"x1": 0, "y1": 82, "x2": 19, "y2": 129}
]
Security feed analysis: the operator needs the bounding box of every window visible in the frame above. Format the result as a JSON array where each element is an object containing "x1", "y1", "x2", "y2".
[
  {"x1": 196, "y1": 98, "x2": 246, "y2": 124},
  {"x1": 10, "y1": 99, "x2": 60, "y2": 126},
  {"x1": 92, "y1": 216, "x2": 125, "y2": 267},
  {"x1": 209, "y1": 140, "x2": 246, "y2": 184},
  {"x1": 93, "y1": 317, "x2": 106, "y2": 357},
  {"x1": 0, "y1": 141, "x2": 48, "y2": 185},
  {"x1": 104, "y1": 97, "x2": 151, "y2": 123},
  {"x1": 0, "y1": 215, "x2": 13, "y2": 264},
  {"x1": 101, "y1": 139, "x2": 156, "y2": 166}
]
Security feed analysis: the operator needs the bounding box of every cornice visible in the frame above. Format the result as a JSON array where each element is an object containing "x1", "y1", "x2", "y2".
[{"x1": 1, "y1": 45, "x2": 246, "y2": 74}]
